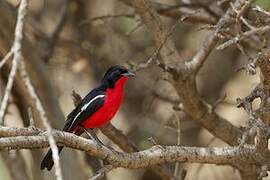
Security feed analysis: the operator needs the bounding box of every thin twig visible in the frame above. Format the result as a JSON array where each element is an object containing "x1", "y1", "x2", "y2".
[
  {"x1": 19, "y1": 61, "x2": 63, "y2": 180},
  {"x1": 71, "y1": 90, "x2": 82, "y2": 106},
  {"x1": 186, "y1": 0, "x2": 253, "y2": 72},
  {"x1": 79, "y1": 13, "x2": 136, "y2": 26},
  {"x1": 173, "y1": 112, "x2": 182, "y2": 178},
  {"x1": 132, "y1": 18, "x2": 182, "y2": 72},
  {"x1": 89, "y1": 165, "x2": 114, "y2": 180},
  {"x1": 50, "y1": 0, "x2": 67, "y2": 41},
  {"x1": 125, "y1": 20, "x2": 144, "y2": 36},
  {"x1": 0, "y1": 0, "x2": 28, "y2": 124},
  {"x1": 0, "y1": 50, "x2": 13, "y2": 70},
  {"x1": 42, "y1": 0, "x2": 67, "y2": 63},
  {"x1": 253, "y1": 5, "x2": 270, "y2": 16},
  {"x1": 217, "y1": 25, "x2": 270, "y2": 50},
  {"x1": 27, "y1": 107, "x2": 35, "y2": 127}
]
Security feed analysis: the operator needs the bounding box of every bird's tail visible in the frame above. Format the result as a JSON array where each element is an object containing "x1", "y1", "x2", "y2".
[{"x1": 40, "y1": 146, "x2": 63, "y2": 171}]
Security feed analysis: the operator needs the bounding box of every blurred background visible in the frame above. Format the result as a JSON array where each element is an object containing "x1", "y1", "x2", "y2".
[{"x1": 0, "y1": 0, "x2": 270, "y2": 180}]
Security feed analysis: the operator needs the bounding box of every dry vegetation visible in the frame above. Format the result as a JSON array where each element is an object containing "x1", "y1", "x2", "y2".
[{"x1": 1, "y1": 0, "x2": 270, "y2": 180}]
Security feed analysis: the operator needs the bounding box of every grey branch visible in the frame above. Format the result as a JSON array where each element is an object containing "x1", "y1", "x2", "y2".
[
  {"x1": 0, "y1": 0, "x2": 28, "y2": 124},
  {"x1": 89, "y1": 165, "x2": 114, "y2": 180},
  {"x1": 0, "y1": 50, "x2": 13, "y2": 69},
  {"x1": 186, "y1": 0, "x2": 253, "y2": 71},
  {"x1": 19, "y1": 61, "x2": 63, "y2": 180},
  {"x1": 0, "y1": 126, "x2": 263, "y2": 169},
  {"x1": 217, "y1": 25, "x2": 270, "y2": 50},
  {"x1": 127, "y1": 0, "x2": 245, "y2": 147}
]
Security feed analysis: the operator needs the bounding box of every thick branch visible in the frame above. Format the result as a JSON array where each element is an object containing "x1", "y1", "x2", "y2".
[
  {"x1": 127, "y1": 0, "x2": 244, "y2": 146},
  {"x1": 0, "y1": 126, "x2": 261, "y2": 169}
]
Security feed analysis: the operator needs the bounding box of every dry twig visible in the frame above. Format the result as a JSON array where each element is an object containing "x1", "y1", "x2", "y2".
[
  {"x1": 89, "y1": 165, "x2": 114, "y2": 180},
  {"x1": 79, "y1": 13, "x2": 136, "y2": 26},
  {"x1": 217, "y1": 25, "x2": 270, "y2": 50},
  {"x1": 19, "y1": 61, "x2": 63, "y2": 180},
  {"x1": 253, "y1": 5, "x2": 270, "y2": 16},
  {"x1": 0, "y1": 0, "x2": 28, "y2": 124},
  {"x1": 0, "y1": 51, "x2": 13, "y2": 70}
]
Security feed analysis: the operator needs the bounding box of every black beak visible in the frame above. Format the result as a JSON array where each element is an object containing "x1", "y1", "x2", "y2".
[{"x1": 123, "y1": 70, "x2": 135, "y2": 77}]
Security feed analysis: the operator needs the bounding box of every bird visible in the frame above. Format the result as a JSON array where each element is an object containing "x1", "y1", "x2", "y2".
[{"x1": 40, "y1": 65, "x2": 134, "y2": 171}]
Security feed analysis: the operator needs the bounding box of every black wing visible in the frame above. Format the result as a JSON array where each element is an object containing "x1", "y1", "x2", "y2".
[{"x1": 63, "y1": 88, "x2": 105, "y2": 132}]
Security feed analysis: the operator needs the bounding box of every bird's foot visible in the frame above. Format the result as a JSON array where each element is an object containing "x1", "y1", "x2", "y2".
[{"x1": 80, "y1": 126, "x2": 106, "y2": 148}]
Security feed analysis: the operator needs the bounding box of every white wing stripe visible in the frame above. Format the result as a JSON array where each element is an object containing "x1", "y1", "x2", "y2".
[
  {"x1": 81, "y1": 95, "x2": 105, "y2": 111},
  {"x1": 69, "y1": 94, "x2": 105, "y2": 129}
]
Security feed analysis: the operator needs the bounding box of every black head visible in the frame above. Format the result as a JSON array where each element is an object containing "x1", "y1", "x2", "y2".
[{"x1": 101, "y1": 65, "x2": 134, "y2": 88}]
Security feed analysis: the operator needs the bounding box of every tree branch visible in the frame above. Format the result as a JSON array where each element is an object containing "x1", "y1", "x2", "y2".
[
  {"x1": 0, "y1": 126, "x2": 262, "y2": 169},
  {"x1": 127, "y1": 0, "x2": 245, "y2": 146},
  {"x1": 186, "y1": 0, "x2": 253, "y2": 72},
  {"x1": 217, "y1": 25, "x2": 270, "y2": 50},
  {"x1": 19, "y1": 61, "x2": 63, "y2": 180},
  {"x1": 119, "y1": 0, "x2": 217, "y2": 24},
  {"x1": 0, "y1": 0, "x2": 28, "y2": 124}
]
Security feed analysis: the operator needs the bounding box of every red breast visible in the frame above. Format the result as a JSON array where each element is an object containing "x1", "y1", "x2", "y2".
[{"x1": 82, "y1": 77, "x2": 128, "y2": 128}]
